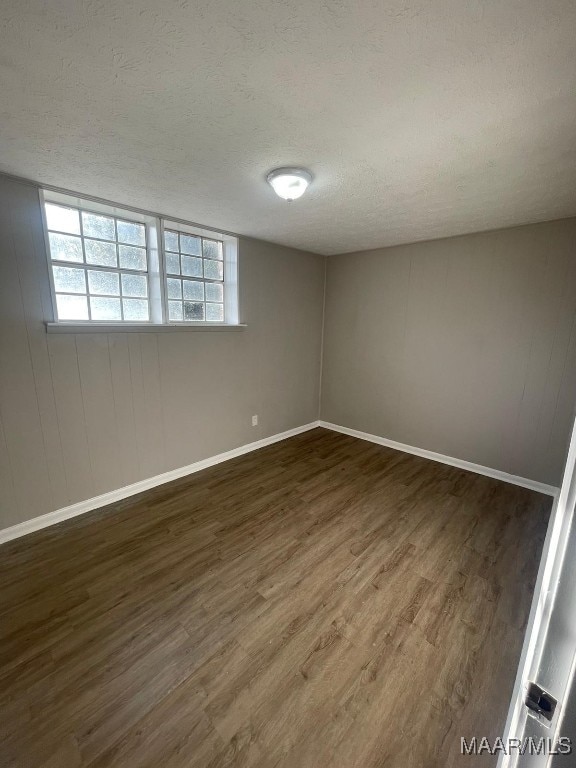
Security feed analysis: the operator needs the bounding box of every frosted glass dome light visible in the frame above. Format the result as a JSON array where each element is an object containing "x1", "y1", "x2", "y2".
[{"x1": 267, "y1": 168, "x2": 312, "y2": 201}]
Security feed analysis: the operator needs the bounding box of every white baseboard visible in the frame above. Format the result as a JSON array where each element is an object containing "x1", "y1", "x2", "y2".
[
  {"x1": 1, "y1": 419, "x2": 558, "y2": 545},
  {"x1": 0, "y1": 421, "x2": 320, "y2": 545},
  {"x1": 319, "y1": 421, "x2": 559, "y2": 497}
]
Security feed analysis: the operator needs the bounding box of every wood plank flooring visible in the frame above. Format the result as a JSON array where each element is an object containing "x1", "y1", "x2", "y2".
[{"x1": 0, "y1": 428, "x2": 551, "y2": 768}]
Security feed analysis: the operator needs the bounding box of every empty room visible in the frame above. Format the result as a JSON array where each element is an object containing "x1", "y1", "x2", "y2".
[{"x1": 1, "y1": 1, "x2": 576, "y2": 767}]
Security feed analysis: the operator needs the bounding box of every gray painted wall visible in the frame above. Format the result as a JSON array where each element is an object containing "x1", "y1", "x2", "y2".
[
  {"x1": 321, "y1": 219, "x2": 576, "y2": 486},
  {"x1": 0, "y1": 175, "x2": 325, "y2": 529},
  {"x1": 2, "y1": 170, "x2": 575, "y2": 531}
]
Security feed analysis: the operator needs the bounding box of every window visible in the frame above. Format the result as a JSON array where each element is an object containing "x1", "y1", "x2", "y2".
[
  {"x1": 44, "y1": 201, "x2": 151, "y2": 322},
  {"x1": 163, "y1": 227, "x2": 224, "y2": 323},
  {"x1": 42, "y1": 190, "x2": 238, "y2": 326}
]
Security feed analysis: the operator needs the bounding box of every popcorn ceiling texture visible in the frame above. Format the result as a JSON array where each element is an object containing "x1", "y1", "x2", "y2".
[{"x1": 0, "y1": 0, "x2": 575, "y2": 255}]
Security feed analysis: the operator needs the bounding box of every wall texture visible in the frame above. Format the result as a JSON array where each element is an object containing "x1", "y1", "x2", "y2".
[
  {"x1": 321, "y1": 219, "x2": 576, "y2": 486},
  {"x1": 0, "y1": 175, "x2": 325, "y2": 530}
]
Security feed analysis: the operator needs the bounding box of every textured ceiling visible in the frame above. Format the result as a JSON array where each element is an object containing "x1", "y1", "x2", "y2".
[{"x1": 1, "y1": 0, "x2": 575, "y2": 255}]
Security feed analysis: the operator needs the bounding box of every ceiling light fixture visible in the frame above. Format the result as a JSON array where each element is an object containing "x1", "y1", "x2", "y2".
[{"x1": 266, "y1": 167, "x2": 312, "y2": 201}]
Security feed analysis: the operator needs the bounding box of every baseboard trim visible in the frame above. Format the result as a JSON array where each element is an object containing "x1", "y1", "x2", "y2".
[
  {"x1": 319, "y1": 421, "x2": 559, "y2": 497},
  {"x1": 0, "y1": 421, "x2": 320, "y2": 545},
  {"x1": 1, "y1": 419, "x2": 557, "y2": 545}
]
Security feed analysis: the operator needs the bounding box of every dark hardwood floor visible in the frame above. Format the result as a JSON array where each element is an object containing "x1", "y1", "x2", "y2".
[{"x1": 0, "y1": 428, "x2": 551, "y2": 768}]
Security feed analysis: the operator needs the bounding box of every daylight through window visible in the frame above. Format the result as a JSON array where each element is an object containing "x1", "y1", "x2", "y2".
[{"x1": 42, "y1": 191, "x2": 238, "y2": 326}]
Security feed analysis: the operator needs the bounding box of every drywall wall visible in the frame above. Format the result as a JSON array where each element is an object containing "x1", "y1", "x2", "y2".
[
  {"x1": 321, "y1": 219, "x2": 576, "y2": 486},
  {"x1": 0, "y1": 174, "x2": 325, "y2": 529}
]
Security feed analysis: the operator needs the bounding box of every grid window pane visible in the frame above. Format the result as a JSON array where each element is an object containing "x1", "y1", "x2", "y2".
[
  {"x1": 163, "y1": 228, "x2": 226, "y2": 322},
  {"x1": 117, "y1": 220, "x2": 145, "y2": 246},
  {"x1": 45, "y1": 203, "x2": 80, "y2": 235},
  {"x1": 46, "y1": 201, "x2": 152, "y2": 325},
  {"x1": 181, "y1": 255, "x2": 202, "y2": 278},
  {"x1": 204, "y1": 259, "x2": 223, "y2": 281},
  {"x1": 166, "y1": 252, "x2": 180, "y2": 275},
  {"x1": 206, "y1": 303, "x2": 224, "y2": 322},
  {"x1": 164, "y1": 230, "x2": 179, "y2": 252},
  {"x1": 205, "y1": 283, "x2": 223, "y2": 302},
  {"x1": 82, "y1": 212, "x2": 115, "y2": 240},
  {"x1": 48, "y1": 233, "x2": 83, "y2": 263},
  {"x1": 167, "y1": 278, "x2": 182, "y2": 299},
  {"x1": 56, "y1": 294, "x2": 88, "y2": 320},
  {"x1": 123, "y1": 298, "x2": 149, "y2": 321},
  {"x1": 88, "y1": 270, "x2": 120, "y2": 296},
  {"x1": 184, "y1": 301, "x2": 204, "y2": 321},
  {"x1": 118, "y1": 245, "x2": 147, "y2": 271},
  {"x1": 168, "y1": 300, "x2": 183, "y2": 321},
  {"x1": 203, "y1": 239, "x2": 222, "y2": 260},
  {"x1": 90, "y1": 296, "x2": 121, "y2": 321},
  {"x1": 121, "y1": 273, "x2": 148, "y2": 297},
  {"x1": 181, "y1": 234, "x2": 201, "y2": 256},
  {"x1": 84, "y1": 239, "x2": 117, "y2": 267},
  {"x1": 183, "y1": 280, "x2": 204, "y2": 301},
  {"x1": 52, "y1": 265, "x2": 86, "y2": 294},
  {"x1": 46, "y1": 204, "x2": 233, "y2": 326}
]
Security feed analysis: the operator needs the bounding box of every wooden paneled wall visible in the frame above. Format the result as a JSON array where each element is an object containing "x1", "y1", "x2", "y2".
[
  {"x1": 0, "y1": 175, "x2": 325, "y2": 529},
  {"x1": 321, "y1": 219, "x2": 576, "y2": 486}
]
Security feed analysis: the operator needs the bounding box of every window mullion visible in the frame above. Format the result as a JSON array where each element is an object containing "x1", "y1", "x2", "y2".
[{"x1": 146, "y1": 217, "x2": 164, "y2": 324}]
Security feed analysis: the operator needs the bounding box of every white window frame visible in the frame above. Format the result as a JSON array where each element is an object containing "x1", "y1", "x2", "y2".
[
  {"x1": 161, "y1": 219, "x2": 238, "y2": 326},
  {"x1": 41, "y1": 188, "x2": 240, "y2": 329}
]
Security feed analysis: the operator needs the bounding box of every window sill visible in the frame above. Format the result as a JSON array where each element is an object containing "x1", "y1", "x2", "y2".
[{"x1": 45, "y1": 322, "x2": 247, "y2": 334}]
